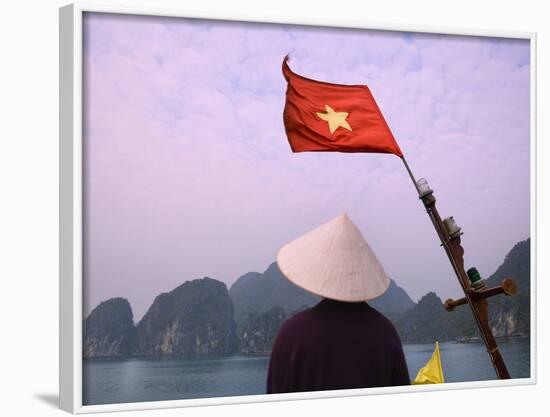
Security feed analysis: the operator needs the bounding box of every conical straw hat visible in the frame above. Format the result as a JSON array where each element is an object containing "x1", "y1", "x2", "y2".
[{"x1": 276, "y1": 213, "x2": 390, "y2": 302}]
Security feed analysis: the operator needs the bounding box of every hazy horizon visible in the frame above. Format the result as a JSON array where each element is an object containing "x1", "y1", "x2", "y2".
[
  {"x1": 87, "y1": 244, "x2": 531, "y2": 325},
  {"x1": 83, "y1": 13, "x2": 530, "y2": 322}
]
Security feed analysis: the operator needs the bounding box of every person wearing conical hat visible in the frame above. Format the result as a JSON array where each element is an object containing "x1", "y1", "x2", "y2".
[{"x1": 266, "y1": 213, "x2": 410, "y2": 393}]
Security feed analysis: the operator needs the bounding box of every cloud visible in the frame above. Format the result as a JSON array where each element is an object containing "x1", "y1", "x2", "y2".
[{"x1": 83, "y1": 13, "x2": 530, "y2": 321}]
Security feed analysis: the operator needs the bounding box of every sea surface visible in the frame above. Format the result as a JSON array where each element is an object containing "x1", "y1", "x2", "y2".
[{"x1": 83, "y1": 338, "x2": 530, "y2": 405}]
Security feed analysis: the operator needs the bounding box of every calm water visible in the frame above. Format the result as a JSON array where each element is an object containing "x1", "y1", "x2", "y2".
[{"x1": 83, "y1": 338, "x2": 530, "y2": 405}]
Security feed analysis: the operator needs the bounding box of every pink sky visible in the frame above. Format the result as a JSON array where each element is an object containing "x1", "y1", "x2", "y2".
[{"x1": 83, "y1": 12, "x2": 530, "y2": 322}]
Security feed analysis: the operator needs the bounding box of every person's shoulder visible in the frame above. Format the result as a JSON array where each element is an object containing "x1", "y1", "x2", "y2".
[
  {"x1": 270, "y1": 307, "x2": 315, "y2": 356},
  {"x1": 277, "y1": 307, "x2": 316, "y2": 337},
  {"x1": 365, "y1": 304, "x2": 401, "y2": 337}
]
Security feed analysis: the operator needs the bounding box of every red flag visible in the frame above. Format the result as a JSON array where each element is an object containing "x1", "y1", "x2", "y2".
[{"x1": 282, "y1": 56, "x2": 403, "y2": 157}]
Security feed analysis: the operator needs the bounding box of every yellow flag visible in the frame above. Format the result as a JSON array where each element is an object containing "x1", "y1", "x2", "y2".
[{"x1": 413, "y1": 341, "x2": 445, "y2": 384}]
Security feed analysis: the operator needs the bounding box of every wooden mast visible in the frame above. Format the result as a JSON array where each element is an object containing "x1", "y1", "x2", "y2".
[{"x1": 401, "y1": 156, "x2": 515, "y2": 379}]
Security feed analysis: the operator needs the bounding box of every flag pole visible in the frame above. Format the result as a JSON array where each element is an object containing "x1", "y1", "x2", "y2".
[
  {"x1": 399, "y1": 155, "x2": 512, "y2": 379},
  {"x1": 401, "y1": 156, "x2": 420, "y2": 195}
]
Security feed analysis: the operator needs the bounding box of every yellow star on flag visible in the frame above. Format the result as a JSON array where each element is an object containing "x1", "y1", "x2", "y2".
[{"x1": 316, "y1": 104, "x2": 352, "y2": 134}]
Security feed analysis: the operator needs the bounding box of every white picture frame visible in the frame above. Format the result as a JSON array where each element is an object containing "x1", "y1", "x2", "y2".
[{"x1": 59, "y1": 2, "x2": 537, "y2": 413}]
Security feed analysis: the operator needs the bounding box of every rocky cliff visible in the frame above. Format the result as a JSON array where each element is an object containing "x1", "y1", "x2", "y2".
[
  {"x1": 394, "y1": 238, "x2": 530, "y2": 343},
  {"x1": 229, "y1": 262, "x2": 415, "y2": 328},
  {"x1": 370, "y1": 278, "x2": 416, "y2": 315},
  {"x1": 393, "y1": 292, "x2": 478, "y2": 343},
  {"x1": 133, "y1": 277, "x2": 238, "y2": 357},
  {"x1": 83, "y1": 297, "x2": 135, "y2": 358},
  {"x1": 394, "y1": 292, "x2": 447, "y2": 343},
  {"x1": 486, "y1": 239, "x2": 530, "y2": 337},
  {"x1": 83, "y1": 238, "x2": 530, "y2": 357},
  {"x1": 229, "y1": 263, "x2": 319, "y2": 327},
  {"x1": 238, "y1": 306, "x2": 287, "y2": 354}
]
